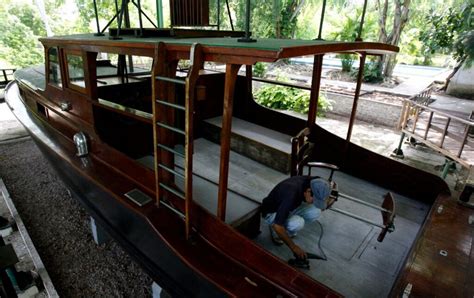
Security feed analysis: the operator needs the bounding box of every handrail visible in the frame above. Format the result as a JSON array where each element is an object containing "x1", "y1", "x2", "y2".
[
  {"x1": 401, "y1": 98, "x2": 474, "y2": 127},
  {"x1": 399, "y1": 91, "x2": 474, "y2": 166},
  {"x1": 252, "y1": 76, "x2": 312, "y2": 91},
  {"x1": 1, "y1": 69, "x2": 16, "y2": 83}
]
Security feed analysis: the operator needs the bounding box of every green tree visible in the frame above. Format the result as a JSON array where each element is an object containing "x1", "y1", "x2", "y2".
[
  {"x1": 233, "y1": 0, "x2": 308, "y2": 38},
  {"x1": 419, "y1": 3, "x2": 473, "y2": 88},
  {"x1": 0, "y1": 1, "x2": 45, "y2": 67},
  {"x1": 0, "y1": 14, "x2": 44, "y2": 67},
  {"x1": 376, "y1": 0, "x2": 412, "y2": 77},
  {"x1": 419, "y1": 3, "x2": 473, "y2": 64}
]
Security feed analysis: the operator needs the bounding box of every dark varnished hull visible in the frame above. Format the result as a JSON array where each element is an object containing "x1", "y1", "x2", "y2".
[
  {"x1": 9, "y1": 66, "x2": 472, "y2": 296},
  {"x1": 5, "y1": 81, "x2": 224, "y2": 297},
  {"x1": 6, "y1": 81, "x2": 342, "y2": 297}
]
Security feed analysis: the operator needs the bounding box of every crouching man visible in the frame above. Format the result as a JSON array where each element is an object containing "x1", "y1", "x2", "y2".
[{"x1": 261, "y1": 176, "x2": 335, "y2": 259}]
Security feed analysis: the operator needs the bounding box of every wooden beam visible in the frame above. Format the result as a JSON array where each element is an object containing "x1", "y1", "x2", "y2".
[
  {"x1": 217, "y1": 63, "x2": 241, "y2": 221},
  {"x1": 307, "y1": 54, "x2": 324, "y2": 126},
  {"x1": 424, "y1": 111, "x2": 434, "y2": 140},
  {"x1": 346, "y1": 53, "x2": 366, "y2": 142},
  {"x1": 439, "y1": 118, "x2": 451, "y2": 148}
]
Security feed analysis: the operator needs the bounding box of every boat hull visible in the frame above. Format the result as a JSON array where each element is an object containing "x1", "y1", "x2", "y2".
[
  {"x1": 5, "y1": 81, "x2": 225, "y2": 297},
  {"x1": 6, "y1": 79, "x2": 342, "y2": 297}
]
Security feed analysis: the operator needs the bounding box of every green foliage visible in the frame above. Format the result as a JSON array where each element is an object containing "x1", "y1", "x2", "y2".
[
  {"x1": 419, "y1": 3, "x2": 473, "y2": 64},
  {"x1": 8, "y1": 3, "x2": 46, "y2": 37},
  {"x1": 252, "y1": 62, "x2": 266, "y2": 78},
  {"x1": 329, "y1": 7, "x2": 378, "y2": 72},
  {"x1": 459, "y1": 30, "x2": 474, "y2": 67},
  {"x1": 327, "y1": 4, "x2": 378, "y2": 42},
  {"x1": 254, "y1": 80, "x2": 332, "y2": 116},
  {"x1": 234, "y1": 0, "x2": 307, "y2": 38},
  {"x1": 351, "y1": 61, "x2": 383, "y2": 83},
  {"x1": 340, "y1": 54, "x2": 355, "y2": 72},
  {"x1": 0, "y1": 5, "x2": 43, "y2": 68},
  {"x1": 294, "y1": 2, "x2": 319, "y2": 39}
]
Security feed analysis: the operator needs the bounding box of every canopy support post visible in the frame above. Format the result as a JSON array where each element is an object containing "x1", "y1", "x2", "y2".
[
  {"x1": 93, "y1": 0, "x2": 105, "y2": 36},
  {"x1": 346, "y1": 53, "x2": 367, "y2": 142},
  {"x1": 217, "y1": 64, "x2": 242, "y2": 221},
  {"x1": 238, "y1": 0, "x2": 256, "y2": 42},
  {"x1": 307, "y1": 54, "x2": 324, "y2": 126},
  {"x1": 356, "y1": 0, "x2": 368, "y2": 41},
  {"x1": 316, "y1": 0, "x2": 327, "y2": 40}
]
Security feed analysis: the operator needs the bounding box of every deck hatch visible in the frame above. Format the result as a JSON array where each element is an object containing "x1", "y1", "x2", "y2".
[{"x1": 124, "y1": 189, "x2": 153, "y2": 206}]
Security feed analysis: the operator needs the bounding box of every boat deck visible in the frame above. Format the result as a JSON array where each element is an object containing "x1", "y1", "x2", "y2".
[
  {"x1": 150, "y1": 137, "x2": 430, "y2": 297},
  {"x1": 254, "y1": 166, "x2": 429, "y2": 297}
]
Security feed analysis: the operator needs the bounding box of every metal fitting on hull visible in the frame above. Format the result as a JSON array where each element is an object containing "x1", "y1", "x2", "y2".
[{"x1": 73, "y1": 132, "x2": 88, "y2": 157}]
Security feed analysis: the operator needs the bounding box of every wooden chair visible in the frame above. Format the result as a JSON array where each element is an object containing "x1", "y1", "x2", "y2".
[
  {"x1": 290, "y1": 127, "x2": 339, "y2": 178},
  {"x1": 290, "y1": 127, "x2": 395, "y2": 242}
]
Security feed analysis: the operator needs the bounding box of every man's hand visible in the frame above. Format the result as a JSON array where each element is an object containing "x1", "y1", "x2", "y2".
[
  {"x1": 291, "y1": 244, "x2": 307, "y2": 260},
  {"x1": 272, "y1": 224, "x2": 307, "y2": 259},
  {"x1": 325, "y1": 197, "x2": 336, "y2": 210}
]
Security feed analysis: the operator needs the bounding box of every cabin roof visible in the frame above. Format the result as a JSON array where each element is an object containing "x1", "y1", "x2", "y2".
[{"x1": 40, "y1": 33, "x2": 398, "y2": 62}]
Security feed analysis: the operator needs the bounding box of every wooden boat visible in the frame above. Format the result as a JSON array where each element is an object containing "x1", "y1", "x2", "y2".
[{"x1": 4, "y1": 1, "x2": 473, "y2": 297}]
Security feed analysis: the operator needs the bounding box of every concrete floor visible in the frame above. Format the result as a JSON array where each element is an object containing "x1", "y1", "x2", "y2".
[{"x1": 0, "y1": 101, "x2": 28, "y2": 143}]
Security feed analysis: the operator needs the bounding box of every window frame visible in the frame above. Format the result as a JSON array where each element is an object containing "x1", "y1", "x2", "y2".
[
  {"x1": 64, "y1": 49, "x2": 87, "y2": 94},
  {"x1": 46, "y1": 46, "x2": 64, "y2": 90}
]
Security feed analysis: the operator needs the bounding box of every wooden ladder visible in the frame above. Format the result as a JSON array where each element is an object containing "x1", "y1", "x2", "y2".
[{"x1": 151, "y1": 42, "x2": 204, "y2": 239}]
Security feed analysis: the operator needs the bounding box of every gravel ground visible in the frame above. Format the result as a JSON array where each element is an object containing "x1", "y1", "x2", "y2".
[{"x1": 0, "y1": 138, "x2": 152, "y2": 297}]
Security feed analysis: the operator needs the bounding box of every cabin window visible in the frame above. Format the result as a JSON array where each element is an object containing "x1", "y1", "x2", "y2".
[
  {"x1": 95, "y1": 53, "x2": 154, "y2": 114},
  {"x1": 96, "y1": 53, "x2": 153, "y2": 86},
  {"x1": 93, "y1": 52, "x2": 156, "y2": 160},
  {"x1": 48, "y1": 47, "x2": 62, "y2": 87},
  {"x1": 65, "y1": 52, "x2": 86, "y2": 91}
]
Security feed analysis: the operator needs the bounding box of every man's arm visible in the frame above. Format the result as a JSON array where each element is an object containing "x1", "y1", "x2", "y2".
[{"x1": 272, "y1": 223, "x2": 307, "y2": 259}]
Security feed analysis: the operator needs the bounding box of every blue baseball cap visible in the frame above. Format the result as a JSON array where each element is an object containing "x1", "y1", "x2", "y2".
[{"x1": 310, "y1": 178, "x2": 331, "y2": 209}]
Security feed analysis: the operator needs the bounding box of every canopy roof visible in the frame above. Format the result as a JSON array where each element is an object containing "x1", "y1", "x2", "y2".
[{"x1": 41, "y1": 32, "x2": 398, "y2": 64}]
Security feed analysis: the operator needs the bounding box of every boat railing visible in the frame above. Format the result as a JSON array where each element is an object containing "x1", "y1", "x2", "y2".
[
  {"x1": 252, "y1": 76, "x2": 312, "y2": 91},
  {"x1": 0, "y1": 69, "x2": 16, "y2": 88},
  {"x1": 397, "y1": 89, "x2": 474, "y2": 168}
]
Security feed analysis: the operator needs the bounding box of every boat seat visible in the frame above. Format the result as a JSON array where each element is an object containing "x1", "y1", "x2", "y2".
[{"x1": 202, "y1": 116, "x2": 292, "y2": 173}]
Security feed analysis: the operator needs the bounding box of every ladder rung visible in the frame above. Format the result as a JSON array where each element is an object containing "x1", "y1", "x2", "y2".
[
  {"x1": 160, "y1": 199, "x2": 185, "y2": 219},
  {"x1": 157, "y1": 144, "x2": 185, "y2": 158},
  {"x1": 156, "y1": 76, "x2": 186, "y2": 85},
  {"x1": 159, "y1": 183, "x2": 185, "y2": 200},
  {"x1": 156, "y1": 121, "x2": 185, "y2": 135},
  {"x1": 158, "y1": 163, "x2": 185, "y2": 179},
  {"x1": 156, "y1": 99, "x2": 185, "y2": 111}
]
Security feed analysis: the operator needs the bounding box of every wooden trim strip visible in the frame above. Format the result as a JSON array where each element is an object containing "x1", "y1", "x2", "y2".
[{"x1": 184, "y1": 43, "x2": 204, "y2": 238}]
